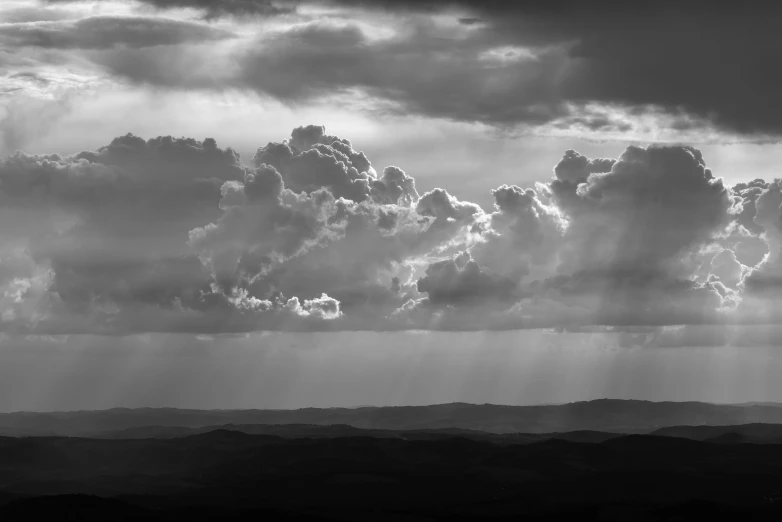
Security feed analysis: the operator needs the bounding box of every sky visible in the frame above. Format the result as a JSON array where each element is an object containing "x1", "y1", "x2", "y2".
[{"x1": 3, "y1": 0, "x2": 782, "y2": 410}]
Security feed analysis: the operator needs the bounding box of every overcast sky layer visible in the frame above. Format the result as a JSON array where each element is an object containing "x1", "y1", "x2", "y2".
[{"x1": 3, "y1": 0, "x2": 782, "y2": 408}]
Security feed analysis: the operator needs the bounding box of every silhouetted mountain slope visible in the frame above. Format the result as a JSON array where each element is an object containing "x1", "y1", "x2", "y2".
[
  {"x1": 92, "y1": 423, "x2": 625, "y2": 445},
  {"x1": 4, "y1": 432, "x2": 782, "y2": 520},
  {"x1": 653, "y1": 423, "x2": 782, "y2": 444},
  {"x1": 97, "y1": 423, "x2": 491, "y2": 440},
  {"x1": 5, "y1": 399, "x2": 782, "y2": 436}
]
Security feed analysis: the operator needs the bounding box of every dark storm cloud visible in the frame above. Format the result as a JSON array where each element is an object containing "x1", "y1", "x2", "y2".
[
  {"x1": 248, "y1": 0, "x2": 782, "y2": 135},
  {"x1": 0, "y1": 16, "x2": 233, "y2": 49},
  {"x1": 234, "y1": 20, "x2": 567, "y2": 126},
  {"x1": 455, "y1": 2, "x2": 782, "y2": 135},
  {"x1": 27, "y1": 1, "x2": 782, "y2": 136}
]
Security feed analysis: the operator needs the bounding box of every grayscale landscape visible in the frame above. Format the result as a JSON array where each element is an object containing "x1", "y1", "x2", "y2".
[{"x1": 3, "y1": 0, "x2": 782, "y2": 519}]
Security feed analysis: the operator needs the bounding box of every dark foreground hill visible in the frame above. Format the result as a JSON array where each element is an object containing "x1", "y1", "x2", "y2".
[
  {"x1": 4, "y1": 430, "x2": 782, "y2": 520},
  {"x1": 5, "y1": 399, "x2": 782, "y2": 436}
]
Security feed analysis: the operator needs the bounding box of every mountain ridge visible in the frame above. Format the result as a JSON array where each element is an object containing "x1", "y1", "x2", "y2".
[
  {"x1": 4, "y1": 399, "x2": 782, "y2": 437},
  {"x1": 5, "y1": 398, "x2": 769, "y2": 415}
]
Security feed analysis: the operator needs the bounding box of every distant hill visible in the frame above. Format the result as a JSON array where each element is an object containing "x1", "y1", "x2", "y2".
[
  {"x1": 727, "y1": 402, "x2": 782, "y2": 407},
  {"x1": 91, "y1": 423, "x2": 624, "y2": 445},
  {"x1": 4, "y1": 399, "x2": 782, "y2": 437},
  {"x1": 653, "y1": 423, "x2": 782, "y2": 444}
]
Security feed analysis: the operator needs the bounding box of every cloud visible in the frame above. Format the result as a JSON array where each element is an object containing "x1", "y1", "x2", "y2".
[
  {"x1": 187, "y1": 163, "x2": 340, "y2": 293},
  {"x1": 0, "y1": 12, "x2": 237, "y2": 104},
  {"x1": 552, "y1": 149, "x2": 615, "y2": 185},
  {"x1": 395, "y1": 144, "x2": 741, "y2": 329},
  {"x1": 0, "y1": 16, "x2": 234, "y2": 50},
  {"x1": 555, "y1": 145, "x2": 732, "y2": 275},
  {"x1": 285, "y1": 293, "x2": 342, "y2": 320},
  {"x1": 1, "y1": 125, "x2": 781, "y2": 334},
  {"x1": 521, "y1": 145, "x2": 736, "y2": 327},
  {"x1": 320, "y1": 1, "x2": 782, "y2": 137},
  {"x1": 0, "y1": 134, "x2": 245, "y2": 333},
  {"x1": 253, "y1": 125, "x2": 376, "y2": 202},
  {"x1": 13, "y1": 2, "x2": 781, "y2": 139},
  {"x1": 709, "y1": 248, "x2": 747, "y2": 289},
  {"x1": 46, "y1": 0, "x2": 296, "y2": 19},
  {"x1": 739, "y1": 181, "x2": 782, "y2": 301},
  {"x1": 731, "y1": 179, "x2": 768, "y2": 236},
  {"x1": 187, "y1": 126, "x2": 484, "y2": 330},
  {"x1": 232, "y1": 19, "x2": 570, "y2": 126},
  {"x1": 470, "y1": 184, "x2": 563, "y2": 281},
  {"x1": 0, "y1": 5, "x2": 77, "y2": 24},
  {"x1": 416, "y1": 251, "x2": 518, "y2": 307}
]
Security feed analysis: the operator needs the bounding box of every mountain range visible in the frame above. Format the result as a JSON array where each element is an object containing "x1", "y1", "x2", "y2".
[
  {"x1": 3, "y1": 428, "x2": 782, "y2": 520},
  {"x1": 5, "y1": 399, "x2": 782, "y2": 437},
  {"x1": 7, "y1": 400, "x2": 782, "y2": 519}
]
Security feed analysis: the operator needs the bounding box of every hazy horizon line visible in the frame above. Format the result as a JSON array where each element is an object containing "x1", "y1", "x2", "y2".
[{"x1": 4, "y1": 398, "x2": 782, "y2": 414}]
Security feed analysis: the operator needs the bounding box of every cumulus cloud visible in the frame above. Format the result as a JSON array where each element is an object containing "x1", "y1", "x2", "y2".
[
  {"x1": 470, "y1": 184, "x2": 563, "y2": 282},
  {"x1": 371, "y1": 166, "x2": 419, "y2": 207},
  {"x1": 416, "y1": 251, "x2": 518, "y2": 307},
  {"x1": 709, "y1": 249, "x2": 747, "y2": 289},
  {"x1": 187, "y1": 162, "x2": 340, "y2": 292},
  {"x1": 253, "y1": 126, "x2": 376, "y2": 193},
  {"x1": 732, "y1": 179, "x2": 768, "y2": 236},
  {"x1": 1, "y1": 125, "x2": 781, "y2": 334},
  {"x1": 285, "y1": 293, "x2": 342, "y2": 320},
  {"x1": 393, "y1": 144, "x2": 748, "y2": 330},
  {"x1": 556, "y1": 145, "x2": 732, "y2": 274},
  {"x1": 187, "y1": 126, "x2": 483, "y2": 330},
  {"x1": 552, "y1": 149, "x2": 615, "y2": 185},
  {"x1": 0, "y1": 134, "x2": 245, "y2": 333},
  {"x1": 739, "y1": 181, "x2": 782, "y2": 302}
]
